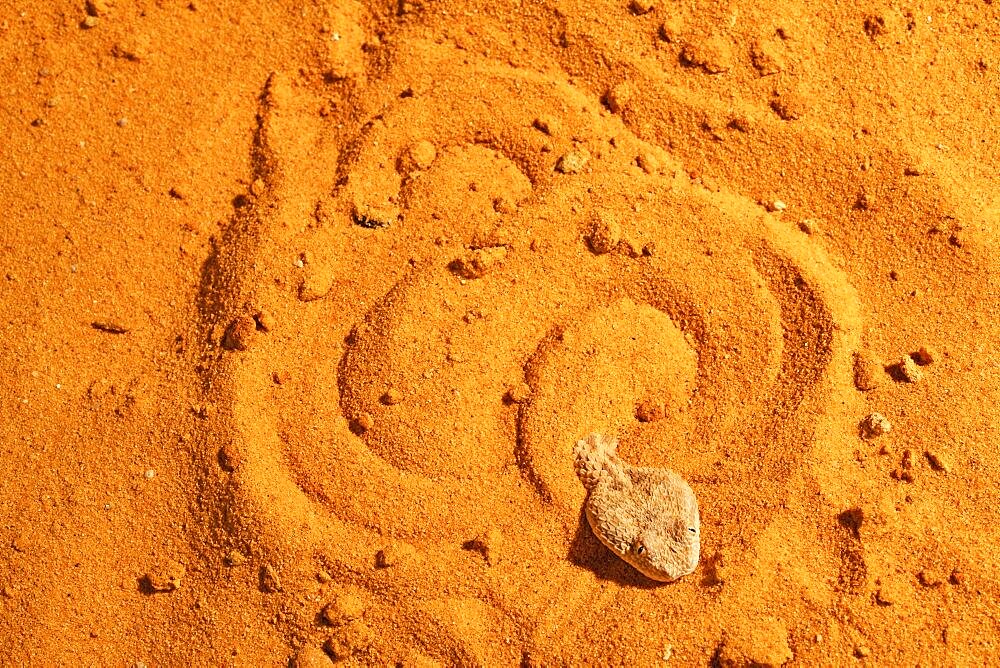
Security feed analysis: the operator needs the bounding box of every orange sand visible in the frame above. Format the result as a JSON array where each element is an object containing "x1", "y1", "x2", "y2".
[{"x1": 2, "y1": 0, "x2": 999, "y2": 665}]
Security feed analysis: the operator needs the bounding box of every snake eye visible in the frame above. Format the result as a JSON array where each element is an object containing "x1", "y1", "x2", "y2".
[
  {"x1": 688, "y1": 527, "x2": 697, "y2": 534},
  {"x1": 636, "y1": 544, "x2": 646, "y2": 555}
]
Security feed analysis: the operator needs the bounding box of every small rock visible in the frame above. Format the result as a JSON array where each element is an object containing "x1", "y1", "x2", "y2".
[
  {"x1": 253, "y1": 310, "x2": 275, "y2": 333},
  {"x1": 891, "y1": 468, "x2": 914, "y2": 483},
  {"x1": 912, "y1": 346, "x2": 937, "y2": 366},
  {"x1": 770, "y1": 91, "x2": 808, "y2": 121},
  {"x1": 316, "y1": 570, "x2": 332, "y2": 584},
  {"x1": 466, "y1": 528, "x2": 503, "y2": 566},
  {"x1": 81, "y1": 15, "x2": 100, "y2": 28},
  {"x1": 218, "y1": 442, "x2": 243, "y2": 471},
  {"x1": 325, "y1": 620, "x2": 374, "y2": 661},
  {"x1": 225, "y1": 549, "x2": 246, "y2": 567},
  {"x1": 504, "y1": 382, "x2": 532, "y2": 404},
  {"x1": 292, "y1": 646, "x2": 335, "y2": 668},
  {"x1": 629, "y1": 0, "x2": 655, "y2": 14},
  {"x1": 86, "y1": 0, "x2": 112, "y2": 16},
  {"x1": 854, "y1": 645, "x2": 871, "y2": 659},
  {"x1": 798, "y1": 219, "x2": 818, "y2": 235},
  {"x1": 853, "y1": 352, "x2": 882, "y2": 391},
  {"x1": 350, "y1": 412, "x2": 374, "y2": 434},
  {"x1": 766, "y1": 200, "x2": 787, "y2": 212},
  {"x1": 449, "y1": 247, "x2": 507, "y2": 279},
  {"x1": 533, "y1": 115, "x2": 560, "y2": 136},
  {"x1": 637, "y1": 151, "x2": 660, "y2": 174},
  {"x1": 260, "y1": 564, "x2": 282, "y2": 593},
  {"x1": 680, "y1": 36, "x2": 733, "y2": 74},
  {"x1": 917, "y1": 569, "x2": 944, "y2": 588},
  {"x1": 398, "y1": 140, "x2": 437, "y2": 173},
  {"x1": 91, "y1": 320, "x2": 129, "y2": 334},
  {"x1": 605, "y1": 82, "x2": 634, "y2": 114},
  {"x1": 298, "y1": 264, "x2": 335, "y2": 302},
  {"x1": 925, "y1": 450, "x2": 950, "y2": 473},
  {"x1": 636, "y1": 399, "x2": 666, "y2": 423},
  {"x1": 493, "y1": 196, "x2": 517, "y2": 214},
  {"x1": 381, "y1": 388, "x2": 404, "y2": 406},
  {"x1": 860, "y1": 413, "x2": 891, "y2": 439},
  {"x1": 555, "y1": 148, "x2": 590, "y2": 174},
  {"x1": 585, "y1": 211, "x2": 622, "y2": 255},
  {"x1": 896, "y1": 356, "x2": 924, "y2": 383},
  {"x1": 855, "y1": 189, "x2": 873, "y2": 211},
  {"x1": 322, "y1": 592, "x2": 368, "y2": 625},
  {"x1": 658, "y1": 17, "x2": 683, "y2": 43},
  {"x1": 875, "y1": 577, "x2": 905, "y2": 606},
  {"x1": 949, "y1": 569, "x2": 966, "y2": 586},
  {"x1": 352, "y1": 201, "x2": 397, "y2": 229},
  {"x1": 750, "y1": 39, "x2": 785, "y2": 76},
  {"x1": 221, "y1": 315, "x2": 256, "y2": 351},
  {"x1": 375, "y1": 541, "x2": 418, "y2": 568},
  {"x1": 271, "y1": 370, "x2": 290, "y2": 385},
  {"x1": 144, "y1": 560, "x2": 185, "y2": 592}
]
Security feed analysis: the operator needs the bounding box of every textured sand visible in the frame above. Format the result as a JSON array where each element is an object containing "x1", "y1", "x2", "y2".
[{"x1": 2, "y1": 0, "x2": 999, "y2": 665}]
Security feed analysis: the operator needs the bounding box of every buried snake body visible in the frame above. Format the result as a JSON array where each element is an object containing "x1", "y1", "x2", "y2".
[{"x1": 574, "y1": 433, "x2": 700, "y2": 582}]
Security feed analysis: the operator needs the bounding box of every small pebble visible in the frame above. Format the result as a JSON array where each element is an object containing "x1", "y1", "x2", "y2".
[
  {"x1": 292, "y1": 647, "x2": 334, "y2": 668},
  {"x1": 853, "y1": 352, "x2": 881, "y2": 391},
  {"x1": 449, "y1": 247, "x2": 507, "y2": 279},
  {"x1": 925, "y1": 450, "x2": 950, "y2": 473},
  {"x1": 770, "y1": 91, "x2": 808, "y2": 121},
  {"x1": 116, "y1": 117, "x2": 128, "y2": 127},
  {"x1": 854, "y1": 645, "x2": 871, "y2": 658},
  {"x1": 352, "y1": 201, "x2": 397, "y2": 229},
  {"x1": 604, "y1": 82, "x2": 634, "y2": 113},
  {"x1": 144, "y1": 560, "x2": 185, "y2": 592},
  {"x1": 875, "y1": 578, "x2": 904, "y2": 606},
  {"x1": 325, "y1": 620, "x2": 374, "y2": 661},
  {"x1": 466, "y1": 528, "x2": 503, "y2": 566},
  {"x1": 351, "y1": 412, "x2": 374, "y2": 433},
  {"x1": 143, "y1": 469, "x2": 156, "y2": 479},
  {"x1": 81, "y1": 15, "x2": 99, "y2": 28},
  {"x1": 260, "y1": 564, "x2": 282, "y2": 593},
  {"x1": 86, "y1": 0, "x2": 111, "y2": 16},
  {"x1": 750, "y1": 39, "x2": 785, "y2": 76},
  {"x1": 555, "y1": 148, "x2": 590, "y2": 174},
  {"x1": 585, "y1": 211, "x2": 622, "y2": 255},
  {"x1": 766, "y1": 200, "x2": 786, "y2": 212},
  {"x1": 917, "y1": 569, "x2": 944, "y2": 587},
  {"x1": 636, "y1": 399, "x2": 666, "y2": 423},
  {"x1": 533, "y1": 115, "x2": 560, "y2": 136},
  {"x1": 949, "y1": 569, "x2": 966, "y2": 586},
  {"x1": 637, "y1": 151, "x2": 660, "y2": 174},
  {"x1": 91, "y1": 320, "x2": 129, "y2": 334},
  {"x1": 679, "y1": 36, "x2": 732, "y2": 74},
  {"x1": 225, "y1": 549, "x2": 247, "y2": 566},
  {"x1": 375, "y1": 541, "x2": 418, "y2": 568},
  {"x1": 253, "y1": 310, "x2": 275, "y2": 332},
  {"x1": 504, "y1": 382, "x2": 532, "y2": 404},
  {"x1": 860, "y1": 412, "x2": 891, "y2": 439},
  {"x1": 298, "y1": 264, "x2": 335, "y2": 301},
  {"x1": 896, "y1": 356, "x2": 923, "y2": 383},
  {"x1": 322, "y1": 593, "x2": 368, "y2": 625},
  {"x1": 629, "y1": 0, "x2": 656, "y2": 14},
  {"x1": 221, "y1": 315, "x2": 256, "y2": 351},
  {"x1": 381, "y1": 388, "x2": 404, "y2": 406},
  {"x1": 398, "y1": 140, "x2": 437, "y2": 173},
  {"x1": 799, "y1": 219, "x2": 818, "y2": 234},
  {"x1": 912, "y1": 346, "x2": 937, "y2": 365}
]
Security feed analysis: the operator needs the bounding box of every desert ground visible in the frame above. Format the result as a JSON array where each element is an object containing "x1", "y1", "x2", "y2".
[{"x1": 2, "y1": 0, "x2": 999, "y2": 665}]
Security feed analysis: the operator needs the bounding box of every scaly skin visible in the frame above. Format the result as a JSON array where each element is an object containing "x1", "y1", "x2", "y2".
[{"x1": 574, "y1": 433, "x2": 700, "y2": 582}]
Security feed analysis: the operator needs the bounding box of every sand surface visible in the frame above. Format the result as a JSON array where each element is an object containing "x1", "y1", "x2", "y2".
[{"x1": 2, "y1": 0, "x2": 1000, "y2": 665}]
